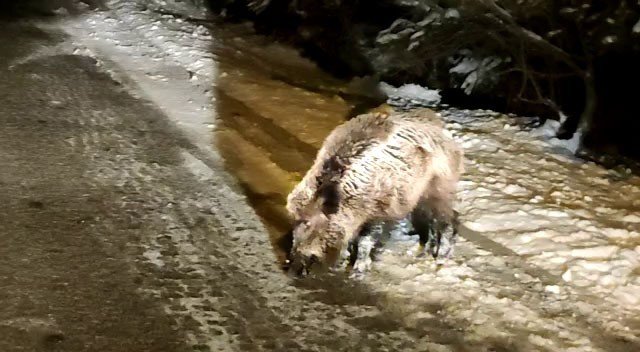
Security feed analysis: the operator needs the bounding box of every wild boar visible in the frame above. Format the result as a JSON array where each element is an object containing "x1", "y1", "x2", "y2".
[{"x1": 285, "y1": 108, "x2": 464, "y2": 276}]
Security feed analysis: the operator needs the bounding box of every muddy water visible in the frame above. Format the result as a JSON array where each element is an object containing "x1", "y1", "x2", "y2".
[{"x1": 210, "y1": 23, "x2": 370, "y2": 263}]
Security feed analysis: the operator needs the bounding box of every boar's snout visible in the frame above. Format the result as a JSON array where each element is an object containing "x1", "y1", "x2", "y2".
[{"x1": 286, "y1": 252, "x2": 319, "y2": 278}]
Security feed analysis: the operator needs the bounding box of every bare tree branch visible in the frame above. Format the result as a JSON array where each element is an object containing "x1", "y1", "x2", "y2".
[{"x1": 477, "y1": 0, "x2": 585, "y2": 75}]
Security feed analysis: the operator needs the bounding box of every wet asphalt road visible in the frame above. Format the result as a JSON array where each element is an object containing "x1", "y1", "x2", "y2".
[
  {"x1": 0, "y1": 20, "x2": 308, "y2": 352},
  {"x1": 0, "y1": 21, "x2": 193, "y2": 351}
]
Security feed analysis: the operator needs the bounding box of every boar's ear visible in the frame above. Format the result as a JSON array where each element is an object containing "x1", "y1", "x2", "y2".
[
  {"x1": 309, "y1": 212, "x2": 329, "y2": 230},
  {"x1": 318, "y1": 182, "x2": 340, "y2": 215}
]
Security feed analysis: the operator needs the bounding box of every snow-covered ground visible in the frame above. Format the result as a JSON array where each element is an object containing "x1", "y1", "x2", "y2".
[
  {"x1": 364, "y1": 107, "x2": 640, "y2": 349},
  {"x1": 33, "y1": 0, "x2": 640, "y2": 350}
]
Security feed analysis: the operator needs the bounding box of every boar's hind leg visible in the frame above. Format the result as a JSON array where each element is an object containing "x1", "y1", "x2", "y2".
[
  {"x1": 427, "y1": 205, "x2": 459, "y2": 260},
  {"x1": 425, "y1": 173, "x2": 459, "y2": 260},
  {"x1": 411, "y1": 197, "x2": 458, "y2": 260},
  {"x1": 445, "y1": 210, "x2": 460, "y2": 258}
]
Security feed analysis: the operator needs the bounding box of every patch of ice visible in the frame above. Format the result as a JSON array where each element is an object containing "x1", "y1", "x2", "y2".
[
  {"x1": 529, "y1": 208, "x2": 569, "y2": 218},
  {"x1": 528, "y1": 334, "x2": 556, "y2": 348},
  {"x1": 612, "y1": 287, "x2": 640, "y2": 305},
  {"x1": 465, "y1": 213, "x2": 549, "y2": 233},
  {"x1": 611, "y1": 266, "x2": 633, "y2": 278},
  {"x1": 575, "y1": 260, "x2": 614, "y2": 272},
  {"x1": 619, "y1": 249, "x2": 640, "y2": 264},
  {"x1": 552, "y1": 231, "x2": 593, "y2": 244},
  {"x1": 570, "y1": 246, "x2": 618, "y2": 259},
  {"x1": 594, "y1": 206, "x2": 617, "y2": 214},
  {"x1": 604, "y1": 228, "x2": 635, "y2": 240},
  {"x1": 599, "y1": 275, "x2": 622, "y2": 286},
  {"x1": 621, "y1": 214, "x2": 640, "y2": 223}
]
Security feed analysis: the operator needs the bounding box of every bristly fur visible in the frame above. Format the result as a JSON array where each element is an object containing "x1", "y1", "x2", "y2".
[{"x1": 286, "y1": 108, "x2": 464, "y2": 275}]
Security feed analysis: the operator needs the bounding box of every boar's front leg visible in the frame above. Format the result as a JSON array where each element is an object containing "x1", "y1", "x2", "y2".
[{"x1": 347, "y1": 222, "x2": 373, "y2": 268}]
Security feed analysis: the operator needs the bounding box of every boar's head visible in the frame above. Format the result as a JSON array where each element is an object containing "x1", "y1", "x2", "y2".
[{"x1": 285, "y1": 213, "x2": 343, "y2": 278}]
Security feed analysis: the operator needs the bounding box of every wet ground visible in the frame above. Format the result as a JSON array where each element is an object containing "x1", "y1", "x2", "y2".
[
  {"x1": 1, "y1": 1, "x2": 640, "y2": 351},
  {"x1": 0, "y1": 21, "x2": 192, "y2": 351}
]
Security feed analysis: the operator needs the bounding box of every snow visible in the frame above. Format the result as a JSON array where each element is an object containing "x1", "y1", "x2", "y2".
[
  {"x1": 621, "y1": 213, "x2": 640, "y2": 222},
  {"x1": 530, "y1": 117, "x2": 562, "y2": 138},
  {"x1": 448, "y1": 55, "x2": 503, "y2": 94},
  {"x1": 569, "y1": 246, "x2": 618, "y2": 259},
  {"x1": 449, "y1": 57, "x2": 478, "y2": 76},
  {"x1": 548, "y1": 127, "x2": 583, "y2": 154},
  {"x1": 362, "y1": 98, "x2": 640, "y2": 347},
  {"x1": 529, "y1": 112, "x2": 584, "y2": 154},
  {"x1": 378, "y1": 82, "x2": 441, "y2": 106},
  {"x1": 502, "y1": 184, "x2": 529, "y2": 196},
  {"x1": 544, "y1": 285, "x2": 561, "y2": 294}
]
